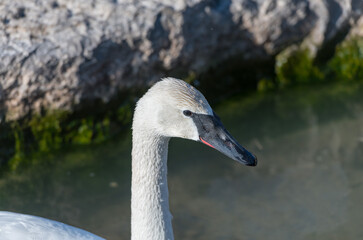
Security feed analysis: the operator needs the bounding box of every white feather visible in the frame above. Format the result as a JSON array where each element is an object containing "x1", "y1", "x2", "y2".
[{"x1": 0, "y1": 211, "x2": 104, "y2": 240}]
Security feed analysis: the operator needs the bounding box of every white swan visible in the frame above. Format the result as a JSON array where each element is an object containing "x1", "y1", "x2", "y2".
[{"x1": 0, "y1": 77, "x2": 257, "y2": 240}]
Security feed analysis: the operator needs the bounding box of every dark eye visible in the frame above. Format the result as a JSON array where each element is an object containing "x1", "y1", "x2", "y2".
[{"x1": 183, "y1": 110, "x2": 192, "y2": 117}]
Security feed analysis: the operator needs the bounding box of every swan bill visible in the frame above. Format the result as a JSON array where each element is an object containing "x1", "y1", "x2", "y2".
[{"x1": 192, "y1": 112, "x2": 257, "y2": 166}]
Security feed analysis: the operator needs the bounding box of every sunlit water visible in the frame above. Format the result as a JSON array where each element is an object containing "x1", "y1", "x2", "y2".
[{"x1": 1, "y1": 83, "x2": 363, "y2": 240}]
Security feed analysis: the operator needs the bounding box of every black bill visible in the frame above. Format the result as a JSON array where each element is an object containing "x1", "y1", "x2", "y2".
[{"x1": 191, "y1": 112, "x2": 257, "y2": 166}]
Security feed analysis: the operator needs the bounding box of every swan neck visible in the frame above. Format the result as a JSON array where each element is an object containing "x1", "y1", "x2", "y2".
[{"x1": 131, "y1": 130, "x2": 173, "y2": 240}]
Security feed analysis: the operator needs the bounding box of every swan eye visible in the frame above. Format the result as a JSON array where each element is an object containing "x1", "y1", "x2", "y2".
[{"x1": 183, "y1": 110, "x2": 192, "y2": 117}]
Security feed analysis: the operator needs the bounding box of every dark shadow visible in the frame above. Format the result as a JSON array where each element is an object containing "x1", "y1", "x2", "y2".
[
  {"x1": 176, "y1": 0, "x2": 270, "y2": 101},
  {"x1": 77, "y1": 40, "x2": 134, "y2": 100},
  {"x1": 314, "y1": 0, "x2": 351, "y2": 64},
  {"x1": 274, "y1": 0, "x2": 318, "y2": 49}
]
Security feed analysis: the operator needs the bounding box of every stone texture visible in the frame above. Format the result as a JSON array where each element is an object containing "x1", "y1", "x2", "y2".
[{"x1": 0, "y1": 0, "x2": 362, "y2": 121}]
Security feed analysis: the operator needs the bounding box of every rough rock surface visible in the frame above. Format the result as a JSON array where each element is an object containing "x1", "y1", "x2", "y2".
[{"x1": 1, "y1": 0, "x2": 363, "y2": 121}]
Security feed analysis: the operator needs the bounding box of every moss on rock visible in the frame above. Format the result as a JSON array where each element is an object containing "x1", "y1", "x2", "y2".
[
  {"x1": 275, "y1": 48, "x2": 324, "y2": 87},
  {"x1": 264, "y1": 37, "x2": 363, "y2": 92},
  {"x1": 328, "y1": 38, "x2": 363, "y2": 82},
  {"x1": 1, "y1": 102, "x2": 133, "y2": 172}
]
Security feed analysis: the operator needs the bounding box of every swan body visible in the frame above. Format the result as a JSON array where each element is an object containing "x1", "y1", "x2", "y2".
[
  {"x1": 0, "y1": 211, "x2": 103, "y2": 240},
  {"x1": 0, "y1": 77, "x2": 256, "y2": 240}
]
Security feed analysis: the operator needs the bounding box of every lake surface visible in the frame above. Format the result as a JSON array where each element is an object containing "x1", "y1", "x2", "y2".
[{"x1": 1, "y1": 83, "x2": 363, "y2": 240}]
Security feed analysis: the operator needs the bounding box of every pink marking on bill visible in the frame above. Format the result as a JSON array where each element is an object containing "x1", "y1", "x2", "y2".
[{"x1": 200, "y1": 137, "x2": 215, "y2": 149}]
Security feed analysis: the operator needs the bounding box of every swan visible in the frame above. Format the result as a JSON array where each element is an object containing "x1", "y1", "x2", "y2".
[{"x1": 0, "y1": 77, "x2": 257, "y2": 240}]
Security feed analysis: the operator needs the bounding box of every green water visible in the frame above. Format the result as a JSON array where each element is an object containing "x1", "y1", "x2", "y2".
[{"x1": 1, "y1": 82, "x2": 363, "y2": 240}]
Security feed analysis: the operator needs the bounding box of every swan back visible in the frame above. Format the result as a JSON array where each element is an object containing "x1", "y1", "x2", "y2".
[{"x1": 0, "y1": 211, "x2": 104, "y2": 240}]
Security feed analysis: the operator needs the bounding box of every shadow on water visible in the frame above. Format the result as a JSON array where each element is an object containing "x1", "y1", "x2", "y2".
[{"x1": 1, "y1": 82, "x2": 363, "y2": 239}]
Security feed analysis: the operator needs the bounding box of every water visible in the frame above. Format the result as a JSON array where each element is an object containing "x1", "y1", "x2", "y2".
[{"x1": 1, "y1": 83, "x2": 363, "y2": 240}]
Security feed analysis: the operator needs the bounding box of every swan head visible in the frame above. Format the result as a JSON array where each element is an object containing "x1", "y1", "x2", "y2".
[{"x1": 133, "y1": 77, "x2": 257, "y2": 166}]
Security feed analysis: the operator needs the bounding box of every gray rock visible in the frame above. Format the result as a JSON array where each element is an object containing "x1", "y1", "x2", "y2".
[{"x1": 0, "y1": 0, "x2": 362, "y2": 121}]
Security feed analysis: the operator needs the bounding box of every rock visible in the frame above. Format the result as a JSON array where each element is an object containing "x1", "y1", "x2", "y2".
[
  {"x1": 0, "y1": 0, "x2": 362, "y2": 121},
  {"x1": 348, "y1": 15, "x2": 363, "y2": 38}
]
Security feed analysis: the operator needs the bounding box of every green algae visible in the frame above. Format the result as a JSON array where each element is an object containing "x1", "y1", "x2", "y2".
[
  {"x1": 328, "y1": 38, "x2": 363, "y2": 82},
  {"x1": 1, "y1": 102, "x2": 133, "y2": 172},
  {"x1": 275, "y1": 48, "x2": 324, "y2": 88},
  {"x1": 270, "y1": 38, "x2": 363, "y2": 91}
]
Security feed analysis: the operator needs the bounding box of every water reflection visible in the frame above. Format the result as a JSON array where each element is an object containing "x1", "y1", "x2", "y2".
[{"x1": 1, "y1": 83, "x2": 363, "y2": 240}]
